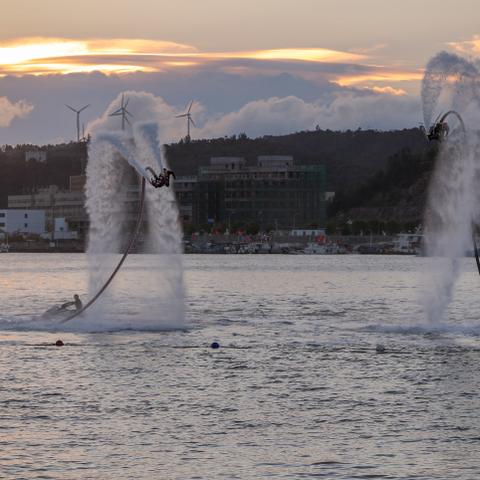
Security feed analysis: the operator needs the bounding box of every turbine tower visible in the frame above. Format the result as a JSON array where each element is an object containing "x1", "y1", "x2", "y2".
[
  {"x1": 66, "y1": 104, "x2": 89, "y2": 142},
  {"x1": 109, "y1": 94, "x2": 133, "y2": 130},
  {"x1": 176, "y1": 100, "x2": 196, "y2": 141}
]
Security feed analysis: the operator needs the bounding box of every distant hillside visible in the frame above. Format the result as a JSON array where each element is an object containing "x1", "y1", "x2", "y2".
[
  {"x1": 165, "y1": 128, "x2": 428, "y2": 191},
  {"x1": 0, "y1": 130, "x2": 435, "y2": 229},
  {"x1": 0, "y1": 143, "x2": 87, "y2": 207},
  {"x1": 327, "y1": 146, "x2": 439, "y2": 234}
]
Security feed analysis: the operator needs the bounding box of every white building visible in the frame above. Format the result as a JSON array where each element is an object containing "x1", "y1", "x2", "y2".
[
  {"x1": 0, "y1": 209, "x2": 45, "y2": 234},
  {"x1": 53, "y1": 217, "x2": 78, "y2": 240},
  {"x1": 8, "y1": 184, "x2": 87, "y2": 236}
]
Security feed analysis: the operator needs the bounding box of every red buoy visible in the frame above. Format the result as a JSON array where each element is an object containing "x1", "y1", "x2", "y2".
[{"x1": 55, "y1": 339, "x2": 64, "y2": 347}]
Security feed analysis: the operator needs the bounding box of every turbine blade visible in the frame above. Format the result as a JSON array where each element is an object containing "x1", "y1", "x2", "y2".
[
  {"x1": 125, "y1": 116, "x2": 132, "y2": 126},
  {"x1": 66, "y1": 104, "x2": 77, "y2": 112},
  {"x1": 187, "y1": 100, "x2": 193, "y2": 113},
  {"x1": 124, "y1": 98, "x2": 129, "y2": 108},
  {"x1": 189, "y1": 117, "x2": 196, "y2": 127},
  {"x1": 125, "y1": 109, "x2": 133, "y2": 117},
  {"x1": 176, "y1": 114, "x2": 188, "y2": 118},
  {"x1": 79, "y1": 104, "x2": 90, "y2": 113}
]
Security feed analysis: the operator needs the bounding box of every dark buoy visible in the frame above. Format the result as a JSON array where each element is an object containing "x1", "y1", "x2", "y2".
[
  {"x1": 375, "y1": 344, "x2": 385, "y2": 354},
  {"x1": 210, "y1": 341, "x2": 220, "y2": 349},
  {"x1": 55, "y1": 339, "x2": 64, "y2": 347}
]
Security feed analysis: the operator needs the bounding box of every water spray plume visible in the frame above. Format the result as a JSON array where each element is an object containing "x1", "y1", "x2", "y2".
[
  {"x1": 421, "y1": 52, "x2": 480, "y2": 322},
  {"x1": 81, "y1": 91, "x2": 185, "y2": 330}
]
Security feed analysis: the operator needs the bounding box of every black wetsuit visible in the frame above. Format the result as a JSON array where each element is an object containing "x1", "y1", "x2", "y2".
[
  {"x1": 60, "y1": 297, "x2": 82, "y2": 311},
  {"x1": 151, "y1": 175, "x2": 166, "y2": 188},
  {"x1": 147, "y1": 167, "x2": 176, "y2": 188}
]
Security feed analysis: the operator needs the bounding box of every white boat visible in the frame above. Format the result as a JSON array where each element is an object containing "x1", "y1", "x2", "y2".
[{"x1": 392, "y1": 233, "x2": 423, "y2": 255}]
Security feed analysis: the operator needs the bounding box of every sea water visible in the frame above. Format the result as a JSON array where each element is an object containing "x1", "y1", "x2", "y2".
[{"x1": 1, "y1": 253, "x2": 479, "y2": 479}]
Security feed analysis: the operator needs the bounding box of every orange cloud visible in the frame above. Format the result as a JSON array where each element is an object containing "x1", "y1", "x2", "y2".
[
  {"x1": 0, "y1": 36, "x2": 424, "y2": 95},
  {"x1": 0, "y1": 37, "x2": 195, "y2": 75},
  {"x1": 0, "y1": 37, "x2": 368, "y2": 76},
  {"x1": 366, "y1": 86, "x2": 407, "y2": 96},
  {"x1": 335, "y1": 71, "x2": 423, "y2": 86},
  {"x1": 448, "y1": 36, "x2": 480, "y2": 55},
  {"x1": 226, "y1": 48, "x2": 366, "y2": 63}
]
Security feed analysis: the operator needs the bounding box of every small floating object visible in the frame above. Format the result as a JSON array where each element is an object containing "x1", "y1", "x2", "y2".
[
  {"x1": 375, "y1": 344, "x2": 386, "y2": 354},
  {"x1": 55, "y1": 339, "x2": 64, "y2": 347},
  {"x1": 210, "y1": 341, "x2": 220, "y2": 349}
]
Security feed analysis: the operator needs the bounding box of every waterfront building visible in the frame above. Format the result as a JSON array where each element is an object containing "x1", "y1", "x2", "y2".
[
  {"x1": 8, "y1": 182, "x2": 87, "y2": 238},
  {"x1": 190, "y1": 155, "x2": 326, "y2": 228},
  {"x1": 174, "y1": 175, "x2": 198, "y2": 224},
  {"x1": 0, "y1": 209, "x2": 45, "y2": 235}
]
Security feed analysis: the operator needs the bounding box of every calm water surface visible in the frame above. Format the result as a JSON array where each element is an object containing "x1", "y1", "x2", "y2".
[{"x1": 1, "y1": 254, "x2": 479, "y2": 479}]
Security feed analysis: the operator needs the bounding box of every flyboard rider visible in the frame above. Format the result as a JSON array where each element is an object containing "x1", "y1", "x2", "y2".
[
  {"x1": 146, "y1": 167, "x2": 176, "y2": 188},
  {"x1": 426, "y1": 121, "x2": 449, "y2": 141}
]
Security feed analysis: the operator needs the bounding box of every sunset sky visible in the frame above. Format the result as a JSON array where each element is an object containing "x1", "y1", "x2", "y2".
[{"x1": 0, "y1": 0, "x2": 478, "y2": 144}]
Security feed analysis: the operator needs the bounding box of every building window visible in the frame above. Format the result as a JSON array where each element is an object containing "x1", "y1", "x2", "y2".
[
  {"x1": 24, "y1": 213, "x2": 28, "y2": 218},
  {"x1": 0, "y1": 222, "x2": 5, "y2": 227},
  {"x1": 24, "y1": 223, "x2": 28, "y2": 228},
  {"x1": 0, "y1": 213, "x2": 4, "y2": 218}
]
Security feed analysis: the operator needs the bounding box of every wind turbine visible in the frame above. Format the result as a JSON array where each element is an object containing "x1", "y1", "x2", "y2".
[
  {"x1": 176, "y1": 100, "x2": 196, "y2": 141},
  {"x1": 109, "y1": 94, "x2": 133, "y2": 130},
  {"x1": 66, "y1": 103, "x2": 89, "y2": 142}
]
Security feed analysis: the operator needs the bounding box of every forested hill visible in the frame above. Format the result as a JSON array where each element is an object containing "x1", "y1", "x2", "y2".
[
  {"x1": 0, "y1": 142, "x2": 87, "y2": 207},
  {"x1": 327, "y1": 146, "x2": 438, "y2": 233},
  {"x1": 165, "y1": 128, "x2": 428, "y2": 191}
]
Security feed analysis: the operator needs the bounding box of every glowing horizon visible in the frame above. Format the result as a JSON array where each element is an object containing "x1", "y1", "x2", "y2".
[{"x1": 0, "y1": 37, "x2": 369, "y2": 75}]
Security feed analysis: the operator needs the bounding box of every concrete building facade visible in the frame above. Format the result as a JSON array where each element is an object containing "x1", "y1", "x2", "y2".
[
  {"x1": 0, "y1": 209, "x2": 45, "y2": 234},
  {"x1": 195, "y1": 156, "x2": 326, "y2": 228},
  {"x1": 8, "y1": 183, "x2": 87, "y2": 237}
]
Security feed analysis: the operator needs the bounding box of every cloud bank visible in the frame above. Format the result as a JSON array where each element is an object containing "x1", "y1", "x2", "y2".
[
  {"x1": 0, "y1": 96, "x2": 33, "y2": 127},
  {"x1": 199, "y1": 93, "x2": 419, "y2": 138},
  {"x1": 0, "y1": 69, "x2": 423, "y2": 145},
  {"x1": 87, "y1": 89, "x2": 420, "y2": 147}
]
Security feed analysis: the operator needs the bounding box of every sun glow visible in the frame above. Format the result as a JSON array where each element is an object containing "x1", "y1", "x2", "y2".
[
  {"x1": 0, "y1": 39, "x2": 88, "y2": 65},
  {"x1": 0, "y1": 38, "x2": 196, "y2": 75}
]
